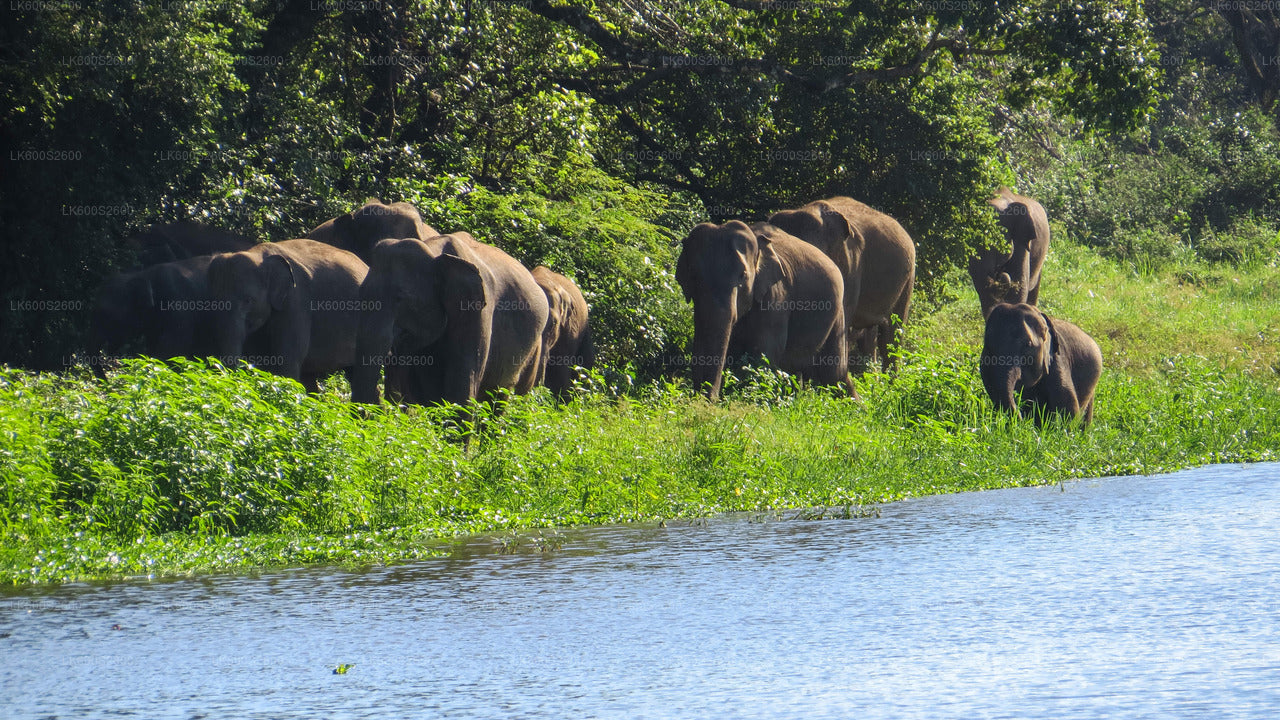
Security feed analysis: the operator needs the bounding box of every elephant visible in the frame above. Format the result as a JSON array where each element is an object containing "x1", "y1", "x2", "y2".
[
  {"x1": 351, "y1": 232, "x2": 549, "y2": 406},
  {"x1": 675, "y1": 220, "x2": 852, "y2": 400},
  {"x1": 87, "y1": 255, "x2": 222, "y2": 377},
  {"x1": 768, "y1": 197, "x2": 915, "y2": 372},
  {"x1": 531, "y1": 266, "x2": 594, "y2": 399},
  {"x1": 970, "y1": 188, "x2": 1050, "y2": 318},
  {"x1": 305, "y1": 199, "x2": 437, "y2": 263},
  {"x1": 205, "y1": 239, "x2": 369, "y2": 392},
  {"x1": 126, "y1": 222, "x2": 258, "y2": 268},
  {"x1": 980, "y1": 302, "x2": 1102, "y2": 426}
]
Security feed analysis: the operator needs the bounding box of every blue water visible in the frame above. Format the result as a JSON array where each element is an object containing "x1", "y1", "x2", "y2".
[{"x1": 3, "y1": 462, "x2": 1279, "y2": 718}]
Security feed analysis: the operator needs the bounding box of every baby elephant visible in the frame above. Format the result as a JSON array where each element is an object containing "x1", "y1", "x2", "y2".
[{"x1": 980, "y1": 302, "x2": 1102, "y2": 426}]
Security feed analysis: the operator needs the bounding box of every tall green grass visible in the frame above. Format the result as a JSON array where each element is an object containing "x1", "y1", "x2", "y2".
[
  {"x1": 3, "y1": 234, "x2": 1277, "y2": 584},
  {"x1": 3, "y1": 343, "x2": 1277, "y2": 585}
]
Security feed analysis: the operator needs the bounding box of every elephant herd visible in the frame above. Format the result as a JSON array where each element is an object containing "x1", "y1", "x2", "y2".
[
  {"x1": 90, "y1": 200, "x2": 592, "y2": 405},
  {"x1": 676, "y1": 189, "x2": 1102, "y2": 425},
  {"x1": 91, "y1": 189, "x2": 1101, "y2": 425}
]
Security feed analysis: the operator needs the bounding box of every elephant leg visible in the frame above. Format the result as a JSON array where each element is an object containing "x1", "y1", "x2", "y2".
[
  {"x1": 1044, "y1": 367, "x2": 1083, "y2": 425},
  {"x1": 343, "y1": 365, "x2": 362, "y2": 401},
  {"x1": 874, "y1": 324, "x2": 889, "y2": 373},
  {"x1": 814, "y1": 324, "x2": 856, "y2": 399},
  {"x1": 885, "y1": 290, "x2": 911, "y2": 372},
  {"x1": 860, "y1": 328, "x2": 881, "y2": 373},
  {"x1": 848, "y1": 328, "x2": 875, "y2": 374},
  {"x1": 301, "y1": 373, "x2": 321, "y2": 394},
  {"x1": 515, "y1": 344, "x2": 540, "y2": 395},
  {"x1": 265, "y1": 316, "x2": 307, "y2": 382},
  {"x1": 748, "y1": 308, "x2": 789, "y2": 371}
]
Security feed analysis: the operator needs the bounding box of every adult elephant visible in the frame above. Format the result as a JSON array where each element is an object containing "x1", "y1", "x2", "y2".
[
  {"x1": 980, "y1": 302, "x2": 1102, "y2": 426},
  {"x1": 768, "y1": 197, "x2": 915, "y2": 372},
  {"x1": 531, "y1": 266, "x2": 594, "y2": 399},
  {"x1": 206, "y1": 239, "x2": 369, "y2": 392},
  {"x1": 87, "y1": 256, "x2": 221, "y2": 377},
  {"x1": 970, "y1": 188, "x2": 1050, "y2": 317},
  {"x1": 352, "y1": 233, "x2": 549, "y2": 406},
  {"x1": 675, "y1": 220, "x2": 851, "y2": 401},
  {"x1": 126, "y1": 222, "x2": 258, "y2": 268},
  {"x1": 305, "y1": 199, "x2": 437, "y2": 263}
]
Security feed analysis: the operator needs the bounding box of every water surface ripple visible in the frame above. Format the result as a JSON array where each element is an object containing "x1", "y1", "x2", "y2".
[{"x1": 3, "y1": 462, "x2": 1279, "y2": 719}]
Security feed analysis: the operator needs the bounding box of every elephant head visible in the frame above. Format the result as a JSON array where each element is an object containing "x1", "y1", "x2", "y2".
[
  {"x1": 206, "y1": 248, "x2": 296, "y2": 365},
  {"x1": 675, "y1": 220, "x2": 783, "y2": 399},
  {"x1": 87, "y1": 271, "x2": 155, "y2": 377},
  {"x1": 306, "y1": 199, "x2": 437, "y2": 263},
  {"x1": 972, "y1": 189, "x2": 1042, "y2": 317},
  {"x1": 980, "y1": 302, "x2": 1053, "y2": 415},
  {"x1": 768, "y1": 201, "x2": 863, "y2": 296},
  {"x1": 87, "y1": 256, "x2": 215, "y2": 376},
  {"x1": 352, "y1": 235, "x2": 488, "y2": 404}
]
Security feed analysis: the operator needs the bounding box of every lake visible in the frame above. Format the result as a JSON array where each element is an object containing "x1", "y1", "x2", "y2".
[{"x1": 3, "y1": 462, "x2": 1279, "y2": 718}]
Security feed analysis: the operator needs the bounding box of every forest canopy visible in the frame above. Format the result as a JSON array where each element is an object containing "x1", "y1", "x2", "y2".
[{"x1": 2, "y1": 0, "x2": 1278, "y2": 370}]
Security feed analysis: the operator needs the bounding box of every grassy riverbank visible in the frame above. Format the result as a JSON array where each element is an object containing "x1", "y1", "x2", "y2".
[{"x1": 3, "y1": 238, "x2": 1279, "y2": 585}]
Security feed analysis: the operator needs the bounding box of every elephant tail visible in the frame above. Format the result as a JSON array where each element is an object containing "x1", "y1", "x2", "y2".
[{"x1": 578, "y1": 321, "x2": 596, "y2": 371}]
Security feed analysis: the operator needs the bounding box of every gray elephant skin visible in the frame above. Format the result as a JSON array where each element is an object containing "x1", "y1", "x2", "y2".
[
  {"x1": 206, "y1": 239, "x2": 369, "y2": 392},
  {"x1": 980, "y1": 302, "x2": 1102, "y2": 426},
  {"x1": 306, "y1": 199, "x2": 437, "y2": 263},
  {"x1": 676, "y1": 220, "x2": 852, "y2": 400},
  {"x1": 768, "y1": 197, "x2": 915, "y2": 372},
  {"x1": 352, "y1": 232, "x2": 549, "y2": 406},
  {"x1": 126, "y1": 222, "x2": 258, "y2": 268},
  {"x1": 970, "y1": 188, "x2": 1051, "y2": 317},
  {"x1": 88, "y1": 256, "x2": 223, "y2": 376},
  {"x1": 532, "y1": 266, "x2": 594, "y2": 399}
]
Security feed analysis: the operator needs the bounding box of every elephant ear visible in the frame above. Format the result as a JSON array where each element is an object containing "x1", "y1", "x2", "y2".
[
  {"x1": 150, "y1": 264, "x2": 185, "y2": 305},
  {"x1": 1033, "y1": 311, "x2": 1053, "y2": 379},
  {"x1": 264, "y1": 254, "x2": 296, "y2": 310},
  {"x1": 674, "y1": 238, "x2": 696, "y2": 302},
  {"x1": 819, "y1": 206, "x2": 858, "y2": 278},
  {"x1": 436, "y1": 253, "x2": 486, "y2": 315},
  {"x1": 126, "y1": 274, "x2": 155, "y2": 310},
  {"x1": 752, "y1": 229, "x2": 786, "y2": 299}
]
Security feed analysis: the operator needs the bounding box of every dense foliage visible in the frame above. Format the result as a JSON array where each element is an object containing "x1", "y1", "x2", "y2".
[{"x1": 0, "y1": 0, "x2": 1187, "y2": 370}]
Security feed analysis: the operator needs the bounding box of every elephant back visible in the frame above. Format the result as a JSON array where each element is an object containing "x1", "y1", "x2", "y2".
[{"x1": 127, "y1": 222, "x2": 257, "y2": 268}]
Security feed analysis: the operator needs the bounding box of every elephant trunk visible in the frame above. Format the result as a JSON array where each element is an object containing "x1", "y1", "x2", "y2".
[
  {"x1": 689, "y1": 297, "x2": 736, "y2": 400},
  {"x1": 210, "y1": 305, "x2": 250, "y2": 368},
  {"x1": 352, "y1": 303, "x2": 395, "y2": 404},
  {"x1": 981, "y1": 359, "x2": 1023, "y2": 418},
  {"x1": 1006, "y1": 239, "x2": 1032, "y2": 304}
]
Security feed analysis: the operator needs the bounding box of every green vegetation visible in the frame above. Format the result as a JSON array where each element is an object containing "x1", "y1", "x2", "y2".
[
  {"x1": 0, "y1": 0, "x2": 1173, "y2": 369},
  {"x1": 3, "y1": 235, "x2": 1277, "y2": 585},
  {"x1": 3, "y1": 3, "x2": 1279, "y2": 584}
]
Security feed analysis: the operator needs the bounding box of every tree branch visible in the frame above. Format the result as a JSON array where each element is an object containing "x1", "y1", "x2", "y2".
[{"x1": 524, "y1": 0, "x2": 1008, "y2": 96}]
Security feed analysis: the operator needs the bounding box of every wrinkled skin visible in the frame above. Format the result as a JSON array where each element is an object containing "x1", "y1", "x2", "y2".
[
  {"x1": 769, "y1": 197, "x2": 915, "y2": 372},
  {"x1": 675, "y1": 220, "x2": 852, "y2": 400},
  {"x1": 126, "y1": 222, "x2": 258, "y2": 268},
  {"x1": 206, "y1": 239, "x2": 369, "y2": 392},
  {"x1": 305, "y1": 199, "x2": 437, "y2": 263},
  {"x1": 980, "y1": 302, "x2": 1102, "y2": 426},
  {"x1": 531, "y1": 266, "x2": 594, "y2": 399},
  {"x1": 970, "y1": 188, "x2": 1051, "y2": 318},
  {"x1": 352, "y1": 233, "x2": 549, "y2": 406},
  {"x1": 87, "y1": 256, "x2": 222, "y2": 377}
]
